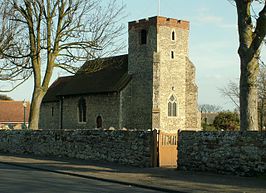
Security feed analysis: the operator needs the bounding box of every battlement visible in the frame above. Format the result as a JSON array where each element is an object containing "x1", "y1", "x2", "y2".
[{"x1": 129, "y1": 16, "x2": 189, "y2": 30}]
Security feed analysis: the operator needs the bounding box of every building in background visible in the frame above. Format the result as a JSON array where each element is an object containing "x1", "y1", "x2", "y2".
[{"x1": 0, "y1": 100, "x2": 30, "y2": 129}]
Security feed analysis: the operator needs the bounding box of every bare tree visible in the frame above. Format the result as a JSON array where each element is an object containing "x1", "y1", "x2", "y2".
[
  {"x1": 219, "y1": 80, "x2": 240, "y2": 109},
  {"x1": 199, "y1": 104, "x2": 222, "y2": 113},
  {"x1": 231, "y1": 0, "x2": 266, "y2": 131},
  {"x1": 220, "y1": 66, "x2": 266, "y2": 131},
  {"x1": 0, "y1": 0, "x2": 126, "y2": 129},
  {"x1": 257, "y1": 66, "x2": 266, "y2": 130}
]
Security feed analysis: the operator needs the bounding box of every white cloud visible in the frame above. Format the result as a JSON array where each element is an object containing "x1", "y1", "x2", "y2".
[
  {"x1": 198, "y1": 15, "x2": 223, "y2": 24},
  {"x1": 192, "y1": 41, "x2": 235, "y2": 50},
  {"x1": 190, "y1": 40, "x2": 239, "y2": 70},
  {"x1": 193, "y1": 7, "x2": 236, "y2": 29},
  {"x1": 203, "y1": 74, "x2": 223, "y2": 80}
]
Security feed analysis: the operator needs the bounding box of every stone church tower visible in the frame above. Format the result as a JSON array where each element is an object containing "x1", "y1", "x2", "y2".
[
  {"x1": 121, "y1": 16, "x2": 200, "y2": 131},
  {"x1": 40, "y1": 16, "x2": 200, "y2": 131}
]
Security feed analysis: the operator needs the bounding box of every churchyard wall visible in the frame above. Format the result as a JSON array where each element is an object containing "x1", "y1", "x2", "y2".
[
  {"x1": 178, "y1": 131, "x2": 266, "y2": 176},
  {"x1": 0, "y1": 129, "x2": 156, "y2": 167}
]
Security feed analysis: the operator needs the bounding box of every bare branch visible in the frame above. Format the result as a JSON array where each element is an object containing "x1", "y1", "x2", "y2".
[
  {"x1": 219, "y1": 81, "x2": 240, "y2": 109},
  {"x1": 0, "y1": 0, "x2": 126, "y2": 129},
  {"x1": 250, "y1": 3, "x2": 266, "y2": 56},
  {"x1": 199, "y1": 104, "x2": 222, "y2": 113},
  {"x1": 0, "y1": 70, "x2": 32, "y2": 92}
]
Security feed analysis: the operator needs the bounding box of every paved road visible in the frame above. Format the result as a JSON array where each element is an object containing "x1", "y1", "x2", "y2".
[{"x1": 0, "y1": 163, "x2": 164, "y2": 193}]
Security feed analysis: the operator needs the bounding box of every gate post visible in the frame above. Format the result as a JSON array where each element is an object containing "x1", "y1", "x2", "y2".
[
  {"x1": 150, "y1": 129, "x2": 158, "y2": 167},
  {"x1": 177, "y1": 129, "x2": 181, "y2": 168}
]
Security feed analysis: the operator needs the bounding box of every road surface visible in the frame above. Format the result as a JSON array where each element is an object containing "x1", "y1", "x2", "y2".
[{"x1": 0, "y1": 163, "x2": 164, "y2": 193}]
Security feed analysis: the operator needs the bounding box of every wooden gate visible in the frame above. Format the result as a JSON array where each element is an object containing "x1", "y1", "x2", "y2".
[{"x1": 158, "y1": 130, "x2": 178, "y2": 167}]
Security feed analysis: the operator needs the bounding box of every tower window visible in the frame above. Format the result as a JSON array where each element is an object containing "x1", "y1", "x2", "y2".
[
  {"x1": 78, "y1": 97, "x2": 87, "y2": 123},
  {"x1": 172, "y1": 31, "x2": 175, "y2": 41},
  {"x1": 171, "y1": 51, "x2": 175, "y2": 59},
  {"x1": 168, "y1": 95, "x2": 177, "y2": 117},
  {"x1": 140, "y1": 29, "x2": 147, "y2": 44}
]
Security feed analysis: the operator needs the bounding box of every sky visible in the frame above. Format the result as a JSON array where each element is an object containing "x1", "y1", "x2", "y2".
[{"x1": 2, "y1": 0, "x2": 266, "y2": 111}]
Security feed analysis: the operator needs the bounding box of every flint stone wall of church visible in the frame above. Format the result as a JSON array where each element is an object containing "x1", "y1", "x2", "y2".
[
  {"x1": 126, "y1": 22, "x2": 157, "y2": 130},
  {"x1": 179, "y1": 131, "x2": 266, "y2": 176},
  {"x1": 185, "y1": 59, "x2": 200, "y2": 130},
  {"x1": 40, "y1": 102, "x2": 60, "y2": 130},
  {"x1": 62, "y1": 94, "x2": 120, "y2": 129},
  {"x1": 157, "y1": 25, "x2": 189, "y2": 131},
  {"x1": 0, "y1": 129, "x2": 155, "y2": 167}
]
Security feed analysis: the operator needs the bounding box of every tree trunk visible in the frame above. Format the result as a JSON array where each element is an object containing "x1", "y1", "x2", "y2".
[
  {"x1": 259, "y1": 99, "x2": 263, "y2": 131},
  {"x1": 259, "y1": 98, "x2": 265, "y2": 131},
  {"x1": 239, "y1": 56, "x2": 259, "y2": 131},
  {"x1": 28, "y1": 87, "x2": 45, "y2": 130},
  {"x1": 235, "y1": 0, "x2": 266, "y2": 131}
]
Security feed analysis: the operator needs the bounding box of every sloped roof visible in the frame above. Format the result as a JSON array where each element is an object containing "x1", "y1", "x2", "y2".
[
  {"x1": 42, "y1": 76, "x2": 73, "y2": 102},
  {"x1": 76, "y1": 54, "x2": 127, "y2": 74},
  {"x1": 0, "y1": 100, "x2": 30, "y2": 123},
  {"x1": 42, "y1": 54, "x2": 130, "y2": 102}
]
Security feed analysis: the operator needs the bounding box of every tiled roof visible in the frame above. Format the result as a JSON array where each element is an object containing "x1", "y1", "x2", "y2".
[
  {"x1": 0, "y1": 100, "x2": 30, "y2": 123},
  {"x1": 42, "y1": 54, "x2": 130, "y2": 102}
]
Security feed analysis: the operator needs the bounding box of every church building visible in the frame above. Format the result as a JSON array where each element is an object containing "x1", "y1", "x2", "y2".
[{"x1": 40, "y1": 16, "x2": 201, "y2": 131}]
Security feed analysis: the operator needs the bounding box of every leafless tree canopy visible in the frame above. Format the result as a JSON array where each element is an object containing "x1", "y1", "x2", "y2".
[
  {"x1": 220, "y1": 65, "x2": 266, "y2": 130},
  {"x1": 199, "y1": 104, "x2": 222, "y2": 113},
  {"x1": 0, "y1": 0, "x2": 126, "y2": 129},
  {"x1": 0, "y1": 0, "x2": 125, "y2": 92},
  {"x1": 220, "y1": 65, "x2": 266, "y2": 109},
  {"x1": 219, "y1": 80, "x2": 240, "y2": 109}
]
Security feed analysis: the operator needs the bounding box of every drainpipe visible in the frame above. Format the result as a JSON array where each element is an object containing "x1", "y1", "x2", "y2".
[{"x1": 60, "y1": 96, "x2": 64, "y2": 129}]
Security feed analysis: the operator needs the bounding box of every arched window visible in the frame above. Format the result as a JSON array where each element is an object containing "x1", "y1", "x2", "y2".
[
  {"x1": 140, "y1": 29, "x2": 147, "y2": 44},
  {"x1": 168, "y1": 95, "x2": 177, "y2": 117},
  {"x1": 78, "y1": 97, "x2": 86, "y2": 123},
  {"x1": 96, "y1": 115, "x2": 102, "y2": 128},
  {"x1": 172, "y1": 31, "x2": 175, "y2": 41}
]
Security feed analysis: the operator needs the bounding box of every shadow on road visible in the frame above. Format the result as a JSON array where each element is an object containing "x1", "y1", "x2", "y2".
[{"x1": 0, "y1": 153, "x2": 265, "y2": 193}]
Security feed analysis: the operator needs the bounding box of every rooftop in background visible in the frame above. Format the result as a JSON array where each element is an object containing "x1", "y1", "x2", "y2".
[
  {"x1": 201, "y1": 112, "x2": 218, "y2": 125},
  {"x1": 0, "y1": 100, "x2": 30, "y2": 123}
]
